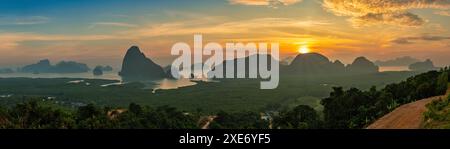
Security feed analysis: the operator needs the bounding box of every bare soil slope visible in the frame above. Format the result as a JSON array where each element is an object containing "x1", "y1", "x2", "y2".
[
  {"x1": 368, "y1": 87, "x2": 450, "y2": 129},
  {"x1": 367, "y1": 96, "x2": 444, "y2": 129}
]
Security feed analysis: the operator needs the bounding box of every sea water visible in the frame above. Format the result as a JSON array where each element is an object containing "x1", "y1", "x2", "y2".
[{"x1": 0, "y1": 71, "x2": 199, "y2": 90}]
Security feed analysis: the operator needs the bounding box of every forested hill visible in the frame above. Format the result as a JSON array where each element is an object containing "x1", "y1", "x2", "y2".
[
  {"x1": 422, "y1": 84, "x2": 450, "y2": 128},
  {"x1": 0, "y1": 68, "x2": 448, "y2": 129},
  {"x1": 367, "y1": 95, "x2": 447, "y2": 129},
  {"x1": 321, "y1": 67, "x2": 449, "y2": 129}
]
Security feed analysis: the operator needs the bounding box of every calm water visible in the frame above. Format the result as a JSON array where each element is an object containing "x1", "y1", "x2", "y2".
[
  {"x1": 379, "y1": 66, "x2": 410, "y2": 72},
  {"x1": 0, "y1": 71, "x2": 121, "y2": 80},
  {"x1": 0, "y1": 71, "x2": 198, "y2": 90}
]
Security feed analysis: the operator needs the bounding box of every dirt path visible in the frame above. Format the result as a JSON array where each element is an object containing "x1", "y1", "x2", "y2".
[
  {"x1": 201, "y1": 116, "x2": 217, "y2": 129},
  {"x1": 367, "y1": 95, "x2": 444, "y2": 129}
]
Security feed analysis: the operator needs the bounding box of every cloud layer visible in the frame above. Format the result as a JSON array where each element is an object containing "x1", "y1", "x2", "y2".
[
  {"x1": 322, "y1": 0, "x2": 450, "y2": 27},
  {"x1": 89, "y1": 22, "x2": 138, "y2": 29},
  {"x1": 435, "y1": 10, "x2": 450, "y2": 16},
  {"x1": 131, "y1": 17, "x2": 331, "y2": 37},
  {"x1": 229, "y1": 0, "x2": 302, "y2": 8},
  {"x1": 0, "y1": 16, "x2": 49, "y2": 25},
  {"x1": 392, "y1": 35, "x2": 450, "y2": 44}
]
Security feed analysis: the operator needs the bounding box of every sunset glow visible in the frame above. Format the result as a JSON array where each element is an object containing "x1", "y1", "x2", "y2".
[
  {"x1": 0, "y1": 0, "x2": 449, "y2": 67},
  {"x1": 298, "y1": 45, "x2": 310, "y2": 54}
]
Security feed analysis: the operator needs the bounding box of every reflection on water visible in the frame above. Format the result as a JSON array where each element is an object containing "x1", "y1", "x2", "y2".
[
  {"x1": 101, "y1": 82, "x2": 126, "y2": 87},
  {"x1": 379, "y1": 66, "x2": 410, "y2": 72},
  {"x1": 152, "y1": 78, "x2": 197, "y2": 89},
  {"x1": 0, "y1": 71, "x2": 203, "y2": 90},
  {"x1": 143, "y1": 78, "x2": 199, "y2": 93}
]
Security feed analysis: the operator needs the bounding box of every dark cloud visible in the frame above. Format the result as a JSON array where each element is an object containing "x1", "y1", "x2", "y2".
[
  {"x1": 352, "y1": 12, "x2": 425, "y2": 27},
  {"x1": 392, "y1": 35, "x2": 450, "y2": 44}
]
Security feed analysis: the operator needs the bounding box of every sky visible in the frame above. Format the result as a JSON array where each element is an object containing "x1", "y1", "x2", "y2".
[{"x1": 0, "y1": 0, "x2": 449, "y2": 68}]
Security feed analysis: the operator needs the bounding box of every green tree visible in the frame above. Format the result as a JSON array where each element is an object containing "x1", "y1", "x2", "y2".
[
  {"x1": 0, "y1": 106, "x2": 11, "y2": 128},
  {"x1": 129, "y1": 103, "x2": 143, "y2": 115},
  {"x1": 273, "y1": 105, "x2": 321, "y2": 129},
  {"x1": 76, "y1": 103, "x2": 102, "y2": 120},
  {"x1": 437, "y1": 71, "x2": 448, "y2": 95},
  {"x1": 209, "y1": 111, "x2": 268, "y2": 129}
]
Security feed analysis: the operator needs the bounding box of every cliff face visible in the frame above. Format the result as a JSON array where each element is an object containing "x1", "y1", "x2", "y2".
[{"x1": 118, "y1": 46, "x2": 166, "y2": 81}]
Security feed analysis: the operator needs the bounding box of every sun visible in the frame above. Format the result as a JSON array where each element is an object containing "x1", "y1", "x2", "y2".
[{"x1": 298, "y1": 45, "x2": 310, "y2": 54}]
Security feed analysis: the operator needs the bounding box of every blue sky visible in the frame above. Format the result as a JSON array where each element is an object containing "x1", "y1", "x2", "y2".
[{"x1": 0, "y1": 0, "x2": 206, "y2": 33}]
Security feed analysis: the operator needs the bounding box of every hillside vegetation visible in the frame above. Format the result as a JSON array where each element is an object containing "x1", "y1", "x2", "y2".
[
  {"x1": 0, "y1": 71, "x2": 416, "y2": 113},
  {"x1": 423, "y1": 83, "x2": 450, "y2": 128},
  {"x1": 321, "y1": 68, "x2": 448, "y2": 128}
]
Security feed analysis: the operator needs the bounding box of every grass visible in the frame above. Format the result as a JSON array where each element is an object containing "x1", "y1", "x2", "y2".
[
  {"x1": 423, "y1": 83, "x2": 450, "y2": 129},
  {"x1": 448, "y1": 82, "x2": 450, "y2": 95}
]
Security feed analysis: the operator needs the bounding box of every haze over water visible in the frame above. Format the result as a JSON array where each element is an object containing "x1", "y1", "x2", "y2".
[{"x1": 0, "y1": 71, "x2": 196, "y2": 90}]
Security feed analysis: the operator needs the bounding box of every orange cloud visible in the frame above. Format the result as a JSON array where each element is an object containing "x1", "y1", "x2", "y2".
[
  {"x1": 323, "y1": 0, "x2": 450, "y2": 27},
  {"x1": 435, "y1": 10, "x2": 450, "y2": 16},
  {"x1": 0, "y1": 32, "x2": 129, "y2": 49},
  {"x1": 131, "y1": 17, "x2": 331, "y2": 37},
  {"x1": 89, "y1": 22, "x2": 138, "y2": 28}
]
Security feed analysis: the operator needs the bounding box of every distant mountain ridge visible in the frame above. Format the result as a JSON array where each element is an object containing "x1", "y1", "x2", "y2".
[
  {"x1": 20, "y1": 59, "x2": 90, "y2": 73},
  {"x1": 204, "y1": 53, "x2": 379, "y2": 78},
  {"x1": 165, "y1": 52, "x2": 380, "y2": 78},
  {"x1": 207, "y1": 54, "x2": 280, "y2": 79},
  {"x1": 286, "y1": 53, "x2": 378, "y2": 75},
  {"x1": 116, "y1": 46, "x2": 406, "y2": 80},
  {"x1": 409, "y1": 59, "x2": 439, "y2": 72},
  {"x1": 375, "y1": 56, "x2": 420, "y2": 66},
  {"x1": 0, "y1": 68, "x2": 14, "y2": 74}
]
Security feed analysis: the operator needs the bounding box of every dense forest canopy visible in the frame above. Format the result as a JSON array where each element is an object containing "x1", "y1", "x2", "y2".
[{"x1": 0, "y1": 68, "x2": 448, "y2": 129}]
